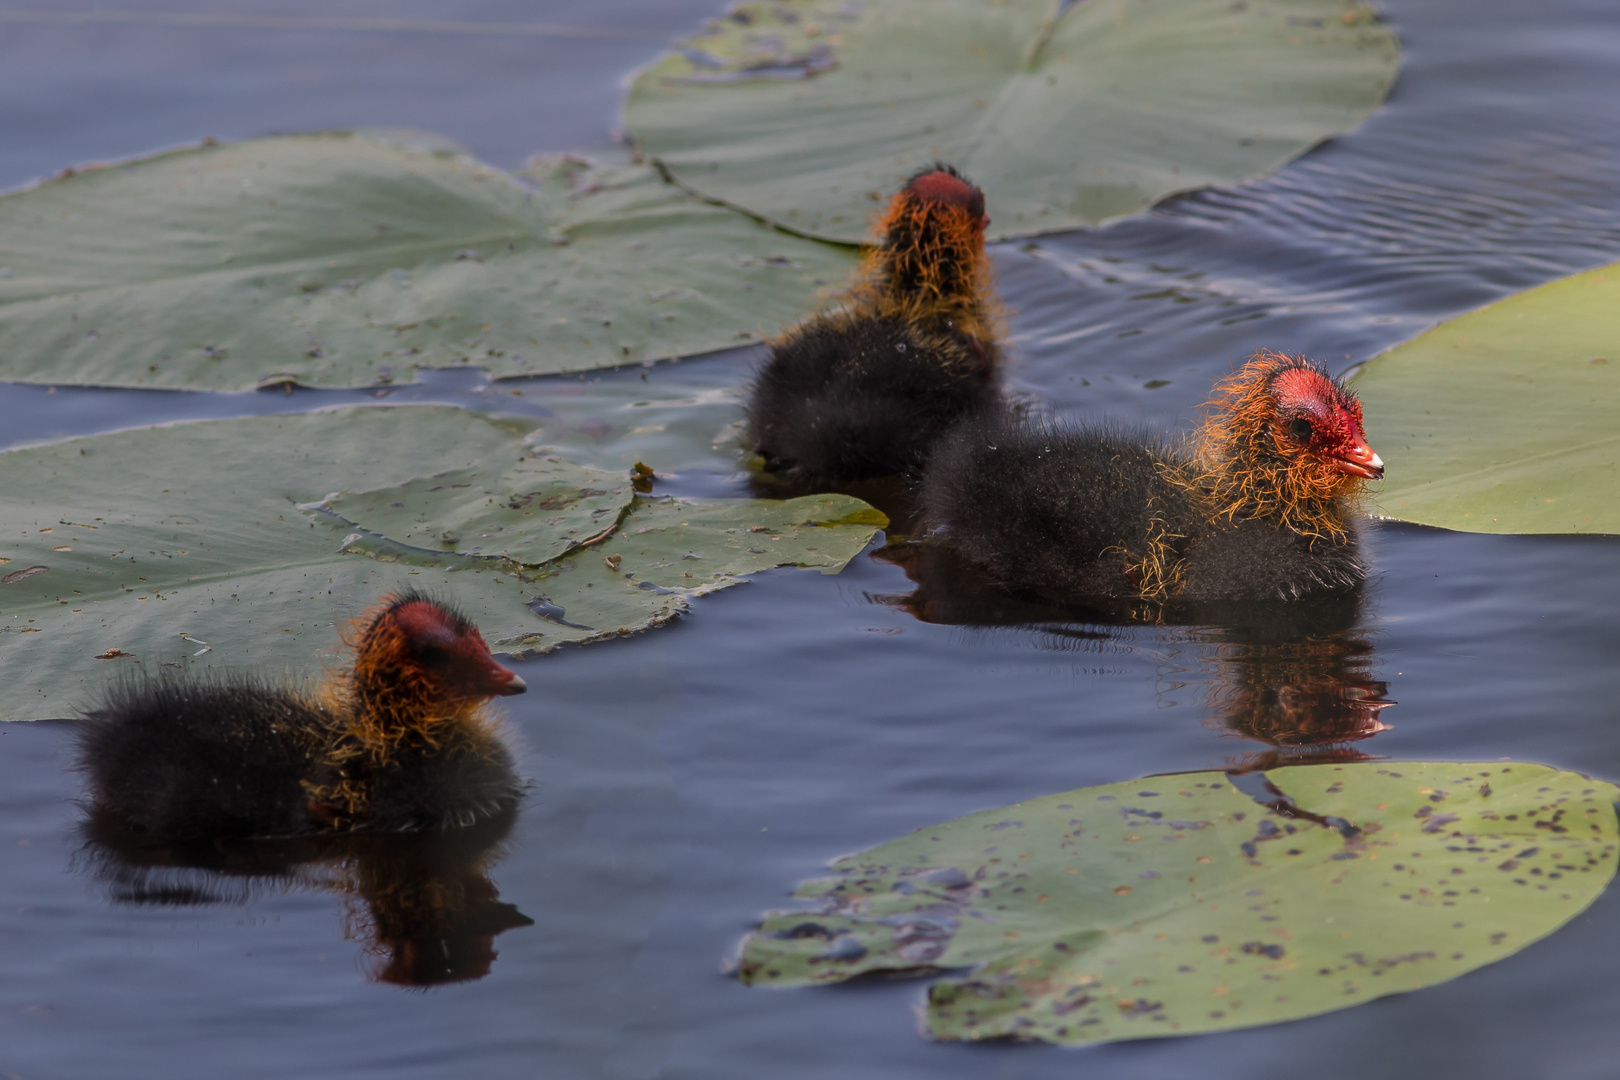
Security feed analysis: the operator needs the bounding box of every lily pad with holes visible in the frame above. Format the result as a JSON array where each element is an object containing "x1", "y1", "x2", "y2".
[
  {"x1": 1355, "y1": 261, "x2": 1620, "y2": 535},
  {"x1": 626, "y1": 0, "x2": 1400, "y2": 244},
  {"x1": 0, "y1": 406, "x2": 882, "y2": 720},
  {"x1": 739, "y1": 761, "x2": 1619, "y2": 1045},
  {"x1": 0, "y1": 131, "x2": 857, "y2": 390}
]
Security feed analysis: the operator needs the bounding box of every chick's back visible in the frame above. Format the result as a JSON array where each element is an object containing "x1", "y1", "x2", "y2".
[
  {"x1": 923, "y1": 417, "x2": 1191, "y2": 599},
  {"x1": 79, "y1": 676, "x2": 334, "y2": 841},
  {"x1": 748, "y1": 312, "x2": 999, "y2": 484}
]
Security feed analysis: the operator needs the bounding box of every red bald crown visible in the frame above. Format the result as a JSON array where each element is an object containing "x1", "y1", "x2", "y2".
[
  {"x1": 1186, "y1": 351, "x2": 1383, "y2": 538},
  {"x1": 900, "y1": 168, "x2": 988, "y2": 229},
  {"x1": 1265, "y1": 360, "x2": 1382, "y2": 480}
]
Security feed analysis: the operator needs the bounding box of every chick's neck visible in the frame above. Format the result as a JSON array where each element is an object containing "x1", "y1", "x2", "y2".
[
  {"x1": 338, "y1": 664, "x2": 492, "y2": 759},
  {"x1": 854, "y1": 197, "x2": 997, "y2": 344}
]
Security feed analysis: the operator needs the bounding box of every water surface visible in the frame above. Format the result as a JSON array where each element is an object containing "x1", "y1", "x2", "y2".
[{"x1": 3, "y1": 0, "x2": 1620, "y2": 1077}]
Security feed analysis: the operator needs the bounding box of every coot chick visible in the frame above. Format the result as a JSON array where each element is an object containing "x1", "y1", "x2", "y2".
[
  {"x1": 923, "y1": 352, "x2": 1384, "y2": 603},
  {"x1": 746, "y1": 164, "x2": 1004, "y2": 486},
  {"x1": 79, "y1": 592, "x2": 527, "y2": 842}
]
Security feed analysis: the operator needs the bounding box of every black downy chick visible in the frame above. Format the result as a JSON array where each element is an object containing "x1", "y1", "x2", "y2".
[
  {"x1": 78, "y1": 592, "x2": 527, "y2": 843},
  {"x1": 746, "y1": 165, "x2": 1005, "y2": 487},
  {"x1": 922, "y1": 352, "x2": 1384, "y2": 604}
]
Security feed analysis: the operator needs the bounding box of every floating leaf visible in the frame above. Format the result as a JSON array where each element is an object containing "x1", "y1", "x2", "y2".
[
  {"x1": 740, "y1": 761, "x2": 1618, "y2": 1045},
  {"x1": 627, "y1": 0, "x2": 1400, "y2": 243},
  {"x1": 488, "y1": 492, "x2": 888, "y2": 654},
  {"x1": 0, "y1": 132, "x2": 856, "y2": 390},
  {"x1": 0, "y1": 406, "x2": 882, "y2": 720},
  {"x1": 318, "y1": 458, "x2": 633, "y2": 566},
  {"x1": 1355, "y1": 262, "x2": 1620, "y2": 535}
]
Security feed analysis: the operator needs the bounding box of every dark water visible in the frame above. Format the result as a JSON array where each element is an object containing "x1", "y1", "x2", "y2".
[{"x1": 4, "y1": 0, "x2": 1620, "y2": 1077}]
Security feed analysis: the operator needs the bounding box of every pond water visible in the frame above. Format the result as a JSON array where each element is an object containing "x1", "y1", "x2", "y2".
[{"x1": 3, "y1": 0, "x2": 1620, "y2": 1077}]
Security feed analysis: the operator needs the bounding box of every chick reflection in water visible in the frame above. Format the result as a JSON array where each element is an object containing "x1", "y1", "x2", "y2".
[
  {"x1": 1201, "y1": 629, "x2": 1393, "y2": 772},
  {"x1": 78, "y1": 810, "x2": 532, "y2": 987},
  {"x1": 874, "y1": 541, "x2": 1394, "y2": 767}
]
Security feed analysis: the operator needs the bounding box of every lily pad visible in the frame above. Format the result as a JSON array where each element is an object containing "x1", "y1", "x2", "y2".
[
  {"x1": 740, "y1": 761, "x2": 1619, "y2": 1045},
  {"x1": 626, "y1": 0, "x2": 1400, "y2": 243},
  {"x1": 486, "y1": 493, "x2": 889, "y2": 654},
  {"x1": 1355, "y1": 261, "x2": 1620, "y2": 535},
  {"x1": 0, "y1": 132, "x2": 857, "y2": 390},
  {"x1": 318, "y1": 458, "x2": 633, "y2": 566},
  {"x1": 0, "y1": 406, "x2": 883, "y2": 721}
]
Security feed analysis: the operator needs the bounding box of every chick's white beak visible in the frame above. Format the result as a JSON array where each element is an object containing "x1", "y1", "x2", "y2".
[{"x1": 1331, "y1": 438, "x2": 1384, "y2": 480}]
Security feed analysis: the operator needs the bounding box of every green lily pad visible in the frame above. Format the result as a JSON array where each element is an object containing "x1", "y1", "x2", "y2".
[
  {"x1": 740, "y1": 761, "x2": 1619, "y2": 1045},
  {"x1": 626, "y1": 0, "x2": 1400, "y2": 244},
  {"x1": 487, "y1": 492, "x2": 888, "y2": 654},
  {"x1": 0, "y1": 406, "x2": 882, "y2": 720},
  {"x1": 1354, "y1": 261, "x2": 1620, "y2": 535},
  {"x1": 0, "y1": 131, "x2": 857, "y2": 390},
  {"x1": 318, "y1": 458, "x2": 634, "y2": 566}
]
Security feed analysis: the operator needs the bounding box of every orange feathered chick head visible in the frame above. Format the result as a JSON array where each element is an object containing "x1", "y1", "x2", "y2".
[
  {"x1": 352, "y1": 592, "x2": 526, "y2": 712},
  {"x1": 857, "y1": 163, "x2": 996, "y2": 336},
  {"x1": 1263, "y1": 360, "x2": 1383, "y2": 481},
  {"x1": 1195, "y1": 351, "x2": 1382, "y2": 533},
  {"x1": 877, "y1": 164, "x2": 990, "y2": 258}
]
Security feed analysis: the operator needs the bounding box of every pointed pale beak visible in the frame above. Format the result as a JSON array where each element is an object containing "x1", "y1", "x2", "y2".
[
  {"x1": 487, "y1": 662, "x2": 527, "y2": 696},
  {"x1": 1331, "y1": 437, "x2": 1384, "y2": 480}
]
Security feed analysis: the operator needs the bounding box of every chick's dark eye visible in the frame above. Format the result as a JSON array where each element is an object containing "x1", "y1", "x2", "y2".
[
  {"x1": 416, "y1": 644, "x2": 451, "y2": 668},
  {"x1": 1288, "y1": 418, "x2": 1314, "y2": 441}
]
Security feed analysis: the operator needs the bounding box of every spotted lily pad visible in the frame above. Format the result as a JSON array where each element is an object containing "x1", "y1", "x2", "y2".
[
  {"x1": 1355, "y1": 261, "x2": 1620, "y2": 535},
  {"x1": 739, "y1": 761, "x2": 1619, "y2": 1045},
  {"x1": 0, "y1": 131, "x2": 856, "y2": 390},
  {"x1": 627, "y1": 0, "x2": 1400, "y2": 243},
  {"x1": 0, "y1": 406, "x2": 882, "y2": 720}
]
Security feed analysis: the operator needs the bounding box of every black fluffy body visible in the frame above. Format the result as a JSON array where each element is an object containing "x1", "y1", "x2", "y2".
[
  {"x1": 747, "y1": 313, "x2": 1000, "y2": 487},
  {"x1": 77, "y1": 674, "x2": 523, "y2": 842},
  {"x1": 360, "y1": 731, "x2": 525, "y2": 833},
  {"x1": 923, "y1": 417, "x2": 1366, "y2": 603}
]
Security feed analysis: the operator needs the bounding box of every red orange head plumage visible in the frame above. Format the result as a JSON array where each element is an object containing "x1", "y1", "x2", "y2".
[
  {"x1": 853, "y1": 164, "x2": 998, "y2": 345},
  {"x1": 350, "y1": 592, "x2": 525, "y2": 724},
  {"x1": 1265, "y1": 362, "x2": 1383, "y2": 481},
  {"x1": 1190, "y1": 351, "x2": 1382, "y2": 536},
  {"x1": 310, "y1": 591, "x2": 524, "y2": 826},
  {"x1": 900, "y1": 167, "x2": 989, "y2": 229}
]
